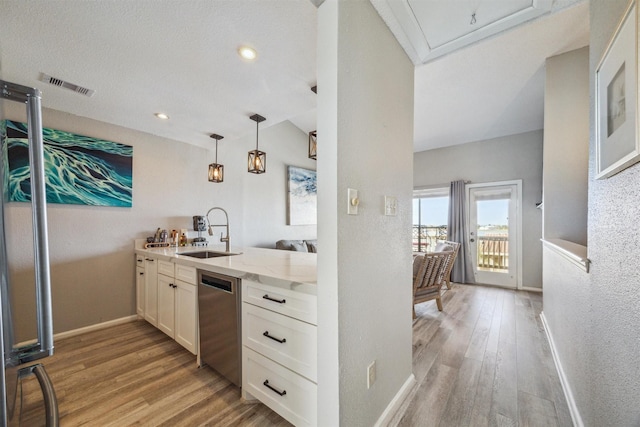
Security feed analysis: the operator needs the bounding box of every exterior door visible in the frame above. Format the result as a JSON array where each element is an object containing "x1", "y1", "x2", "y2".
[{"x1": 467, "y1": 181, "x2": 521, "y2": 288}]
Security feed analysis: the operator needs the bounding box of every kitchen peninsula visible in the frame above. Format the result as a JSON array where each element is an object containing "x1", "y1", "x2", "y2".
[{"x1": 134, "y1": 241, "x2": 318, "y2": 427}]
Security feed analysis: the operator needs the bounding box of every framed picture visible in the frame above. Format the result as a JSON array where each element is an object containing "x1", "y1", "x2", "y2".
[
  {"x1": 2, "y1": 120, "x2": 133, "y2": 206},
  {"x1": 595, "y1": 0, "x2": 639, "y2": 179},
  {"x1": 287, "y1": 166, "x2": 317, "y2": 225}
]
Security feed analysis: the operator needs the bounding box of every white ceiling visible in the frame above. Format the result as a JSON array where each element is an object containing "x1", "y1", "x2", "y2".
[{"x1": 0, "y1": 0, "x2": 589, "y2": 153}]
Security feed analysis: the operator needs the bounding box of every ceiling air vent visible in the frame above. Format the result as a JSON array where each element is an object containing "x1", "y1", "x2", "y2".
[{"x1": 39, "y1": 73, "x2": 96, "y2": 97}]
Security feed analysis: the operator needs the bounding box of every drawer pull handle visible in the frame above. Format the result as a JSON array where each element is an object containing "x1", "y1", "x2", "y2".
[
  {"x1": 263, "y1": 294, "x2": 286, "y2": 304},
  {"x1": 263, "y1": 380, "x2": 286, "y2": 396},
  {"x1": 263, "y1": 331, "x2": 286, "y2": 344}
]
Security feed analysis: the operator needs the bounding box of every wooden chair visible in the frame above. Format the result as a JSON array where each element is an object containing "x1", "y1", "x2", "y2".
[
  {"x1": 412, "y1": 251, "x2": 453, "y2": 318},
  {"x1": 438, "y1": 240, "x2": 460, "y2": 290}
]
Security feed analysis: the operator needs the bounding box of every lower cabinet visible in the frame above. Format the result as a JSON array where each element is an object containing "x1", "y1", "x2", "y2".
[
  {"x1": 137, "y1": 255, "x2": 198, "y2": 356},
  {"x1": 143, "y1": 257, "x2": 158, "y2": 326},
  {"x1": 135, "y1": 256, "x2": 145, "y2": 317},
  {"x1": 242, "y1": 280, "x2": 318, "y2": 427}
]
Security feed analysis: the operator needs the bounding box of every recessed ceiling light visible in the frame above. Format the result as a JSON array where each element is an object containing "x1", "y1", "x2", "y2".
[
  {"x1": 155, "y1": 112, "x2": 169, "y2": 120},
  {"x1": 238, "y1": 46, "x2": 257, "y2": 61}
]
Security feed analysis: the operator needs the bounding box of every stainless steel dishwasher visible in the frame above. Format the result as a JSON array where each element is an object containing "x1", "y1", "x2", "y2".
[{"x1": 198, "y1": 270, "x2": 241, "y2": 387}]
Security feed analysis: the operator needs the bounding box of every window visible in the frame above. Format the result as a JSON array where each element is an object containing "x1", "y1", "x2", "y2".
[{"x1": 412, "y1": 187, "x2": 449, "y2": 253}]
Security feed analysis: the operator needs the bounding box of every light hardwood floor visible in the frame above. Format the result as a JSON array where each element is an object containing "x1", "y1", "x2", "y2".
[
  {"x1": 18, "y1": 283, "x2": 570, "y2": 426},
  {"x1": 18, "y1": 321, "x2": 291, "y2": 426},
  {"x1": 395, "y1": 283, "x2": 572, "y2": 427}
]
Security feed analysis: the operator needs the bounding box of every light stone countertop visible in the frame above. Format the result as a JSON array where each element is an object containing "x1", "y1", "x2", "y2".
[{"x1": 134, "y1": 241, "x2": 317, "y2": 295}]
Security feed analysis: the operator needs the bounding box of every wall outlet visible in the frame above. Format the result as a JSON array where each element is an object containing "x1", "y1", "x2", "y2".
[{"x1": 367, "y1": 360, "x2": 376, "y2": 389}]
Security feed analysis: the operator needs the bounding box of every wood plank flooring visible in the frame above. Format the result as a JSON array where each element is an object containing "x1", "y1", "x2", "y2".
[
  {"x1": 395, "y1": 283, "x2": 572, "y2": 427},
  {"x1": 17, "y1": 321, "x2": 291, "y2": 427},
  {"x1": 17, "y1": 283, "x2": 570, "y2": 426}
]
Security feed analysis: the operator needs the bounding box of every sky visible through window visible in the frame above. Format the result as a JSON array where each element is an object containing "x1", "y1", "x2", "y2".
[{"x1": 413, "y1": 197, "x2": 509, "y2": 226}]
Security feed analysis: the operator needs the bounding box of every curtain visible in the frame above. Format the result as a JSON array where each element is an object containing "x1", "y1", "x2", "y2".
[{"x1": 447, "y1": 180, "x2": 475, "y2": 284}]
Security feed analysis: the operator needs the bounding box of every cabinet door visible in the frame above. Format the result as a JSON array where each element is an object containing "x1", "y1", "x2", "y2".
[
  {"x1": 136, "y1": 266, "x2": 145, "y2": 317},
  {"x1": 144, "y1": 258, "x2": 158, "y2": 326},
  {"x1": 157, "y1": 274, "x2": 175, "y2": 338},
  {"x1": 174, "y1": 280, "x2": 197, "y2": 355}
]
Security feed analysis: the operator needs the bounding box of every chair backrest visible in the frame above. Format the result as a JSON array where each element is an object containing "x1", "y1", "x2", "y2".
[
  {"x1": 441, "y1": 240, "x2": 460, "y2": 277},
  {"x1": 413, "y1": 251, "x2": 453, "y2": 292}
]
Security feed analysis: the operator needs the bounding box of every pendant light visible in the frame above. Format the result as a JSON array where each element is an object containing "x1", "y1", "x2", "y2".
[
  {"x1": 248, "y1": 114, "x2": 266, "y2": 174},
  {"x1": 208, "y1": 134, "x2": 224, "y2": 183},
  {"x1": 308, "y1": 130, "x2": 317, "y2": 160}
]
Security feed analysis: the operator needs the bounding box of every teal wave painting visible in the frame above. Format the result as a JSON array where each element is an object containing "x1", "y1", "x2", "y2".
[{"x1": 1, "y1": 120, "x2": 133, "y2": 207}]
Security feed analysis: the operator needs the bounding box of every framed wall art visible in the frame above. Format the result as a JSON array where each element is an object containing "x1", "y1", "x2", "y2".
[
  {"x1": 1, "y1": 120, "x2": 133, "y2": 207},
  {"x1": 287, "y1": 166, "x2": 317, "y2": 225},
  {"x1": 595, "y1": 0, "x2": 639, "y2": 179}
]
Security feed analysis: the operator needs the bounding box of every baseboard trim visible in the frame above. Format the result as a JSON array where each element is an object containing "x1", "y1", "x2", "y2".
[
  {"x1": 54, "y1": 315, "x2": 139, "y2": 341},
  {"x1": 540, "y1": 312, "x2": 584, "y2": 427},
  {"x1": 521, "y1": 286, "x2": 543, "y2": 293},
  {"x1": 374, "y1": 373, "x2": 417, "y2": 427}
]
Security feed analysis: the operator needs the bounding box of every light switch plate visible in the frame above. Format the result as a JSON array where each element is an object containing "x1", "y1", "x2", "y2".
[
  {"x1": 384, "y1": 196, "x2": 397, "y2": 216},
  {"x1": 348, "y1": 188, "x2": 359, "y2": 215}
]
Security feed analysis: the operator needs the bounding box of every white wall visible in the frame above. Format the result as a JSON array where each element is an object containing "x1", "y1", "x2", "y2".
[
  {"x1": 241, "y1": 120, "x2": 317, "y2": 248},
  {"x1": 414, "y1": 131, "x2": 544, "y2": 288},
  {"x1": 542, "y1": 1, "x2": 640, "y2": 425},
  {"x1": 317, "y1": 0, "x2": 415, "y2": 424},
  {"x1": 2, "y1": 103, "x2": 315, "y2": 336}
]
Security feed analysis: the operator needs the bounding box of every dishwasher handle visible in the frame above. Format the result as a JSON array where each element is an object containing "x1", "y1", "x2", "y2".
[{"x1": 199, "y1": 273, "x2": 236, "y2": 294}]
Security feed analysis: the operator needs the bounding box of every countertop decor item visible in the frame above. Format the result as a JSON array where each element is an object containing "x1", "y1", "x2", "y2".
[
  {"x1": 208, "y1": 133, "x2": 224, "y2": 183},
  {"x1": 595, "y1": 0, "x2": 639, "y2": 179},
  {"x1": 247, "y1": 114, "x2": 266, "y2": 174}
]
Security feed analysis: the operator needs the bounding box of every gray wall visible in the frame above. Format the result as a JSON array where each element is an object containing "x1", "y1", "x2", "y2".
[
  {"x1": 3, "y1": 103, "x2": 316, "y2": 337},
  {"x1": 543, "y1": 47, "x2": 589, "y2": 244},
  {"x1": 317, "y1": 0, "x2": 415, "y2": 424},
  {"x1": 543, "y1": 1, "x2": 640, "y2": 425},
  {"x1": 414, "y1": 130, "x2": 543, "y2": 289}
]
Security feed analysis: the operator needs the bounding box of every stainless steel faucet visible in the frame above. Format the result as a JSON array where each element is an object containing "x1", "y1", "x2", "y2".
[{"x1": 206, "y1": 207, "x2": 230, "y2": 252}]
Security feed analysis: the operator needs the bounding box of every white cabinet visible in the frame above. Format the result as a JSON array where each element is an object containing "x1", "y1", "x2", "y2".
[
  {"x1": 174, "y1": 278, "x2": 198, "y2": 354},
  {"x1": 143, "y1": 257, "x2": 158, "y2": 326},
  {"x1": 157, "y1": 271, "x2": 176, "y2": 337},
  {"x1": 136, "y1": 255, "x2": 198, "y2": 356},
  {"x1": 156, "y1": 261, "x2": 198, "y2": 355},
  {"x1": 135, "y1": 255, "x2": 145, "y2": 317},
  {"x1": 242, "y1": 280, "x2": 317, "y2": 427}
]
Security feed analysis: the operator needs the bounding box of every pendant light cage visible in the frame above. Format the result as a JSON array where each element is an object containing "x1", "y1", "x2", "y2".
[
  {"x1": 248, "y1": 114, "x2": 266, "y2": 174},
  {"x1": 308, "y1": 130, "x2": 317, "y2": 160},
  {"x1": 208, "y1": 134, "x2": 224, "y2": 183}
]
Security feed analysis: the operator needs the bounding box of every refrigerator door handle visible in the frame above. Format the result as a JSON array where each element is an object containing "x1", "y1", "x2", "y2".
[
  {"x1": 32, "y1": 365, "x2": 59, "y2": 427},
  {"x1": 26, "y1": 87, "x2": 54, "y2": 357}
]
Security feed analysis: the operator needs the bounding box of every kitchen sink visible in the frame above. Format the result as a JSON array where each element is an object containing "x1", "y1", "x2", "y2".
[{"x1": 179, "y1": 251, "x2": 238, "y2": 259}]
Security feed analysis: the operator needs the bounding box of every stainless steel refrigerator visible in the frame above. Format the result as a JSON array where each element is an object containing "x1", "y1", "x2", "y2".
[{"x1": 0, "y1": 80, "x2": 58, "y2": 426}]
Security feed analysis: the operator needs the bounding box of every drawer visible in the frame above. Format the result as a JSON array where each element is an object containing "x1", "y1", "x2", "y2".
[
  {"x1": 175, "y1": 264, "x2": 197, "y2": 284},
  {"x1": 158, "y1": 260, "x2": 174, "y2": 277},
  {"x1": 136, "y1": 254, "x2": 145, "y2": 267},
  {"x1": 243, "y1": 280, "x2": 317, "y2": 325},
  {"x1": 243, "y1": 347, "x2": 317, "y2": 427},
  {"x1": 243, "y1": 303, "x2": 317, "y2": 382}
]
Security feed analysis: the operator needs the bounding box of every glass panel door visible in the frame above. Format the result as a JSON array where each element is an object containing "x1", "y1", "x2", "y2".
[{"x1": 468, "y1": 183, "x2": 519, "y2": 288}]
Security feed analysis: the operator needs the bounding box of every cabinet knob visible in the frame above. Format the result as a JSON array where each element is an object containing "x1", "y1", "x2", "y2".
[{"x1": 139, "y1": 272, "x2": 144, "y2": 275}]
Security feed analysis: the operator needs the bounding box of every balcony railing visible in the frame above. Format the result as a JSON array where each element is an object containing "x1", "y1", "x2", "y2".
[
  {"x1": 477, "y1": 235, "x2": 509, "y2": 270},
  {"x1": 412, "y1": 225, "x2": 447, "y2": 253}
]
